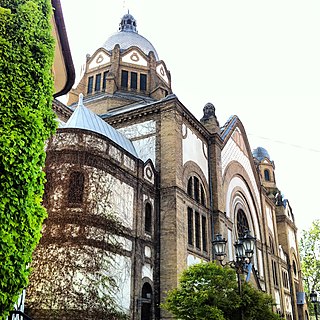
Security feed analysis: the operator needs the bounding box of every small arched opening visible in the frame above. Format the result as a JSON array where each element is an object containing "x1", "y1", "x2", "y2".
[
  {"x1": 141, "y1": 282, "x2": 152, "y2": 320},
  {"x1": 264, "y1": 169, "x2": 271, "y2": 181}
]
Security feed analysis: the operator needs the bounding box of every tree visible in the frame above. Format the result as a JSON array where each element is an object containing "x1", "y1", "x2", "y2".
[
  {"x1": 299, "y1": 219, "x2": 320, "y2": 315},
  {"x1": 162, "y1": 262, "x2": 282, "y2": 320},
  {"x1": 0, "y1": 0, "x2": 56, "y2": 318}
]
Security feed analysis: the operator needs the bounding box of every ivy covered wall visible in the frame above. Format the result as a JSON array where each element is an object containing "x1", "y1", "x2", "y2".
[{"x1": 0, "y1": 0, "x2": 56, "y2": 317}]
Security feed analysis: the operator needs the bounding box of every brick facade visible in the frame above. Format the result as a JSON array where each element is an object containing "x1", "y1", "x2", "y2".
[{"x1": 26, "y1": 13, "x2": 308, "y2": 320}]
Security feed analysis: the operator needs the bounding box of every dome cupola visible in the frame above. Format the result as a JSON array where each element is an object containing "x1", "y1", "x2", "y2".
[
  {"x1": 103, "y1": 13, "x2": 159, "y2": 60},
  {"x1": 252, "y1": 147, "x2": 271, "y2": 162}
]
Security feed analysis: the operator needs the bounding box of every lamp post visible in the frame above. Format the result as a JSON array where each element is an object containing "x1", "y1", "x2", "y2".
[
  {"x1": 310, "y1": 290, "x2": 318, "y2": 320},
  {"x1": 212, "y1": 230, "x2": 256, "y2": 294}
]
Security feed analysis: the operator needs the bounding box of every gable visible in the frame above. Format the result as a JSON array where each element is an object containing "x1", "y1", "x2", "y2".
[
  {"x1": 231, "y1": 127, "x2": 248, "y2": 157},
  {"x1": 88, "y1": 50, "x2": 111, "y2": 70},
  {"x1": 221, "y1": 126, "x2": 261, "y2": 210},
  {"x1": 122, "y1": 49, "x2": 148, "y2": 67}
]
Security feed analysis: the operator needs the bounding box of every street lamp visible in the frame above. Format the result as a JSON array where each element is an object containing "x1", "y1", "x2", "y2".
[
  {"x1": 212, "y1": 229, "x2": 256, "y2": 294},
  {"x1": 310, "y1": 290, "x2": 318, "y2": 320}
]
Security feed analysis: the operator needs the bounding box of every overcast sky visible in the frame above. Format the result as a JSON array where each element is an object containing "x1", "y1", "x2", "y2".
[{"x1": 60, "y1": 0, "x2": 320, "y2": 234}]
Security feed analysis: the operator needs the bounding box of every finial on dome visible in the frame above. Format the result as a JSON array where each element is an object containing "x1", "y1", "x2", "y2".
[{"x1": 78, "y1": 93, "x2": 84, "y2": 107}]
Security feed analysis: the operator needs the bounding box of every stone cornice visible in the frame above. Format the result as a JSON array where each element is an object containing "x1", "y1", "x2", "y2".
[{"x1": 52, "y1": 98, "x2": 72, "y2": 119}]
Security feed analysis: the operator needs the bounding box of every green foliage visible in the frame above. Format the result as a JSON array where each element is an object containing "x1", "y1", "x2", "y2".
[
  {"x1": 299, "y1": 219, "x2": 320, "y2": 315},
  {"x1": 0, "y1": 0, "x2": 56, "y2": 317},
  {"x1": 162, "y1": 262, "x2": 282, "y2": 320}
]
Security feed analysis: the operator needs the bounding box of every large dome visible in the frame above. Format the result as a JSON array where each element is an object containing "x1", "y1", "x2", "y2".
[
  {"x1": 102, "y1": 13, "x2": 159, "y2": 60},
  {"x1": 252, "y1": 147, "x2": 271, "y2": 161}
]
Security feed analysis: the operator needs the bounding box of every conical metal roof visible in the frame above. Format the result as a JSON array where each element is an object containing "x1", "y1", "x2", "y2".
[{"x1": 64, "y1": 94, "x2": 138, "y2": 157}]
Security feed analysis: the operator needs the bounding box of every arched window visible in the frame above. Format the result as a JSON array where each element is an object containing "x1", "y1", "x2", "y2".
[
  {"x1": 264, "y1": 169, "x2": 271, "y2": 181},
  {"x1": 141, "y1": 282, "x2": 152, "y2": 320},
  {"x1": 236, "y1": 209, "x2": 249, "y2": 238},
  {"x1": 186, "y1": 176, "x2": 206, "y2": 207},
  {"x1": 68, "y1": 171, "x2": 84, "y2": 205},
  {"x1": 292, "y1": 260, "x2": 297, "y2": 277},
  {"x1": 145, "y1": 203, "x2": 152, "y2": 234},
  {"x1": 186, "y1": 176, "x2": 208, "y2": 254},
  {"x1": 187, "y1": 177, "x2": 193, "y2": 197}
]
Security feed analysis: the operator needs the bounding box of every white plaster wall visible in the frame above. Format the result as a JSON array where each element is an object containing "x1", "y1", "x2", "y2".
[
  {"x1": 266, "y1": 204, "x2": 274, "y2": 236},
  {"x1": 87, "y1": 168, "x2": 134, "y2": 229},
  {"x1": 108, "y1": 254, "x2": 132, "y2": 312},
  {"x1": 187, "y1": 254, "x2": 202, "y2": 266},
  {"x1": 144, "y1": 246, "x2": 152, "y2": 258},
  {"x1": 118, "y1": 121, "x2": 156, "y2": 164},
  {"x1": 225, "y1": 176, "x2": 261, "y2": 240},
  {"x1": 222, "y1": 136, "x2": 260, "y2": 209},
  {"x1": 118, "y1": 120, "x2": 156, "y2": 139},
  {"x1": 288, "y1": 228, "x2": 297, "y2": 252},
  {"x1": 132, "y1": 136, "x2": 156, "y2": 163},
  {"x1": 228, "y1": 229, "x2": 233, "y2": 261},
  {"x1": 182, "y1": 124, "x2": 208, "y2": 183},
  {"x1": 258, "y1": 249, "x2": 264, "y2": 277},
  {"x1": 142, "y1": 263, "x2": 153, "y2": 281}
]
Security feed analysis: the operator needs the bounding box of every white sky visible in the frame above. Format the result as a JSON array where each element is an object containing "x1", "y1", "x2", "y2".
[{"x1": 60, "y1": 0, "x2": 320, "y2": 234}]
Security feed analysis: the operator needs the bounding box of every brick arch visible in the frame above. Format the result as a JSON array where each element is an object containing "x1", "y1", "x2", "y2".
[
  {"x1": 222, "y1": 160, "x2": 261, "y2": 213},
  {"x1": 228, "y1": 187, "x2": 258, "y2": 238},
  {"x1": 289, "y1": 250, "x2": 299, "y2": 279},
  {"x1": 223, "y1": 160, "x2": 263, "y2": 244}
]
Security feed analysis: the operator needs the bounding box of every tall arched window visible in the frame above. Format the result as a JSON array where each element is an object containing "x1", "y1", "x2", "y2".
[
  {"x1": 236, "y1": 209, "x2": 249, "y2": 238},
  {"x1": 145, "y1": 203, "x2": 152, "y2": 234},
  {"x1": 186, "y1": 175, "x2": 208, "y2": 254},
  {"x1": 68, "y1": 171, "x2": 84, "y2": 205},
  {"x1": 264, "y1": 169, "x2": 271, "y2": 181}
]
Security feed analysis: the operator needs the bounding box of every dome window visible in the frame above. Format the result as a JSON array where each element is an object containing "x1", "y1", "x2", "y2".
[
  {"x1": 87, "y1": 76, "x2": 93, "y2": 94},
  {"x1": 131, "y1": 72, "x2": 138, "y2": 90},
  {"x1": 140, "y1": 74, "x2": 147, "y2": 91},
  {"x1": 121, "y1": 70, "x2": 129, "y2": 89},
  {"x1": 95, "y1": 73, "x2": 101, "y2": 92}
]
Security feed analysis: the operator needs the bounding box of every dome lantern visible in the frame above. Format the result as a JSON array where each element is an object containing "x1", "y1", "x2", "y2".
[{"x1": 119, "y1": 13, "x2": 137, "y2": 32}]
